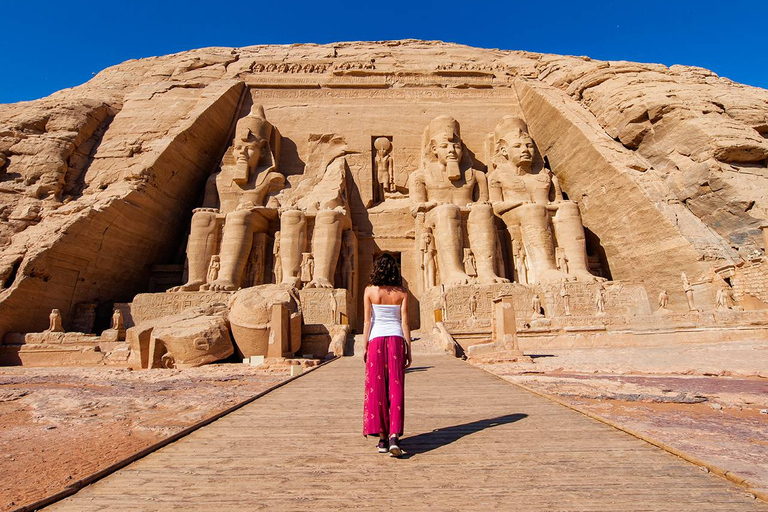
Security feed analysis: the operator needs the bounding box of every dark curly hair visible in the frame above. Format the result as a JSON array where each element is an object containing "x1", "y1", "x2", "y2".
[{"x1": 369, "y1": 253, "x2": 402, "y2": 287}]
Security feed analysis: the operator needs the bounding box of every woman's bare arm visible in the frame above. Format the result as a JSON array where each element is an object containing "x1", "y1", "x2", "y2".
[
  {"x1": 400, "y1": 291, "x2": 412, "y2": 369},
  {"x1": 362, "y1": 287, "x2": 372, "y2": 362}
]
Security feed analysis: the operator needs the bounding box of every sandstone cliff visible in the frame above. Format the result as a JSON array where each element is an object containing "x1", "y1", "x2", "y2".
[{"x1": 0, "y1": 41, "x2": 766, "y2": 337}]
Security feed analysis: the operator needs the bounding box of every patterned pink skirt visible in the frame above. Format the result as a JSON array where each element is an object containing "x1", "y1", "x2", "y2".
[{"x1": 363, "y1": 335, "x2": 406, "y2": 437}]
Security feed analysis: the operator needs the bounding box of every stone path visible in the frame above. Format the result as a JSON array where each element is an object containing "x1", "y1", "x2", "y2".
[{"x1": 44, "y1": 356, "x2": 766, "y2": 512}]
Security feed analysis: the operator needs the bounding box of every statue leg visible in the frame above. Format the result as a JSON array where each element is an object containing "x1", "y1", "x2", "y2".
[
  {"x1": 431, "y1": 204, "x2": 470, "y2": 285},
  {"x1": 280, "y1": 210, "x2": 306, "y2": 287},
  {"x1": 169, "y1": 210, "x2": 219, "y2": 292},
  {"x1": 209, "y1": 210, "x2": 268, "y2": 291},
  {"x1": 306, "y1": 210, "x2": 347, "y2": 289},
  {"x1": 509, "y1": 204, "x2": 567, "y2": 284},
  {"x1": 468, "y1": 203, "x2": 508, "y2": 284},
  {"x1": 553, "y1": 201, "x2": 604, "y2": 282}
]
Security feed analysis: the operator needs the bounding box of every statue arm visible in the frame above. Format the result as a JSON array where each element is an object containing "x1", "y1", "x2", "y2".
[
  {"x1": 475, "y1": 170, "x2": 489, "y2": 202},
  {"x1": 410, "y1": 170, "x2": 427, "y2": 203},
  {"x1": 200, "y1": 173, "x2": 220, "y2": 209},
  {"x1": 551, "y1": 173, "x2": 564, "y2": 202},
  {"x1": 409, "y1": 170, "x2": 436, "y2": 215},
  {"x1": 488, "y1": 174, "x2": 504, "y2": 203}
]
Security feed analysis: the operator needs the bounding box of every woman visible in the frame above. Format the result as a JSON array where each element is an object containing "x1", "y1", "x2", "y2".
[{"x1": 362, "y1": 253, "x2": 412, "y2": 457}]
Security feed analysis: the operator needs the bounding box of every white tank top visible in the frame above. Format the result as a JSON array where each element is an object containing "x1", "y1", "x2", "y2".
[{"x1": 369, "y1": 304, "x2": 404, "y2": 339}]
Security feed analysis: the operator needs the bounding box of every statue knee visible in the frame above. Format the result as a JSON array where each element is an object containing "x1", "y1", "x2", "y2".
[
  {"x1": 434, "y1": 203, "x2": 461, "y2": 222},
  {"x1": 468, "y1": 202, "x2": 493, "y2": 221},
  {"x1": 555, "y1": 201, "x2": 581, "y2": 219},
  {"x1": 315, "y1": 209, "x2": 343, "y2": 226},
  {"x1": 281, "y1": 209, "x2": 306, "y2": 228},
  {"x1": 225, "y1": 209, "x2": 254, "y2": 228},
  {"x1": 190, "y1": 210, "x2": 217, "y2": 229}
]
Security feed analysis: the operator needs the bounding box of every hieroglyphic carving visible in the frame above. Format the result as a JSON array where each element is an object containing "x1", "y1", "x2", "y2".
[
  {"x1": 252, "y1": 62, "x2": 331, "y2": 74},
  {"x1": 251, "y1": 88, "x2": 517, "y2": 100},
  {"x1": 131, "y1": 292, "x2": 232, "y2": 324},
  {"x1": 299, "y1": 288, "x2": 349, "y2": 325}
]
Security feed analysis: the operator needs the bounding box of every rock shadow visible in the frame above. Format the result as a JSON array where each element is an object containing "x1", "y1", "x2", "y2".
[{"x1": 400, "y1": 413, "x2": 527, "y2": 459}]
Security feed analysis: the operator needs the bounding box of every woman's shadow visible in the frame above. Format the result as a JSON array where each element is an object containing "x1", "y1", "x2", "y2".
[{"x1": 400, "y1": 413, "x2": 527, "y2": 459}]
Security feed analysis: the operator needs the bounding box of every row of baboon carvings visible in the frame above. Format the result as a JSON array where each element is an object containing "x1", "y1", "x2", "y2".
[{"x1": 168, "y1": 104, "x2": 606, "y2": 295}]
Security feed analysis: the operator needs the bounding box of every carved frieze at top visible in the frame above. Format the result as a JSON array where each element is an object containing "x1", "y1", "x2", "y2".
[{"x1": 251, "y1": 62, "x2": 332, "y2": 74}]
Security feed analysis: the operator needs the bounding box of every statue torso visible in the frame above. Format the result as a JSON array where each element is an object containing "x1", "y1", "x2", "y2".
[
  {"x1": 217, "y1": 165, "x2": 271, "y2": 213},
  {"x1": 495, "y1": 165, "x2": 551, "y2": 204},
  {"x1": 422, "y1": 163, "x2": 477, "y2": 205}
]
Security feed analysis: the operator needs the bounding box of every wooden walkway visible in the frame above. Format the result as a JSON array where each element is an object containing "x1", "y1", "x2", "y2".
[{"x1": 44, "y1": 356, "x2": 766, "y2": 512}]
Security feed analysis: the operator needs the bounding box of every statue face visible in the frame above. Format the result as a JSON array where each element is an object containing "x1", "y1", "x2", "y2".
[
  {"x1": 233, "y1": 137, "x2": 264, "y2": 170},
  {"x1": 501, "y1": 135, "x2": 535, "y2": 168},
  {"x1": 431, "y1": 135, "x2": 463, "y2": 166}
]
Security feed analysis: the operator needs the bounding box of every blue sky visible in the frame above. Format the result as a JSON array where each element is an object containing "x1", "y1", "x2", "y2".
[{"x1": 1, "y1": 0, "x2": 766, "y2": 104}]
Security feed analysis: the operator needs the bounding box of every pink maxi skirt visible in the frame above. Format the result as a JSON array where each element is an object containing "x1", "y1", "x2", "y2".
[{"x1": 363, "y1": 335, "x2": 406, "y2": 437}]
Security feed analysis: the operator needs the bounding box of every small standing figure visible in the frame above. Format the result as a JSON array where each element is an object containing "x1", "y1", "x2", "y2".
[
  {"x1": 273, "y1": 232, "x2": 282, "y2": 285},
  {"x1": 111, "y1": 309, "x2": 124, "y2": 331},
  {"x1": 300, "y1": 252, "x2": 314, "y2": 284},
  {"x1": 595, "y1": 285, "x2": 606, "y2": 315},
  {"x1": 512, "y1": 239, "x2": 528, "y2": 285},
  {"x1": 330, "y1": 292, "x2": 339, "y2": 324},
  {"x1": 440, "y1": 284, "x2": 448, "y2": 321},
  {"x1": 48, "y1": 309, "x2": 64, "y2": 332},
  {"x1": 341, "y1": 244, "x2": 355, "y2": 293},
  {"x1": 716, "y1": 287, "x2": 732, "y2": 311},
  {"x1": 420, "y1": 230, "x2": 437, "y2": 289},
  {"x1": 560, "y1": 283, "x2": 571, "y2": 316},
  {"x1": 681, "y1": 272, "x2": 699, "y2": 312},
  {"x1": 656, "y1": 289, "x2": 670, "y2": 314},
  {"x1": 207, "y1": 255, "x2": 221, "y2": 284},
  {"x1": 469, "y1": 293, "x2": 478, "y2": 319},
  {"x1": 531, "y1": 294, "x2": 544, "y2": 319},
  {"x1": 556, "y1": 247, "x2": 569, "y2": 274},
  {"x1": 373, "y1": 137, "x2": 395, "y2": 203},
  {"x1": 463, "y1": 249, "x2": 477, "y2": 278}
]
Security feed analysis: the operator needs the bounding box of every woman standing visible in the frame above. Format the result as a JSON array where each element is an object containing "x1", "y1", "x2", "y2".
[{"x1": 362, "y1": 253, "x2": 412, "y2": 456}]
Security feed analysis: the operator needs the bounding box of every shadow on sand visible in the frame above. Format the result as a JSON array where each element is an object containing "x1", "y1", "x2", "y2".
[
  {"x1": 400, "y1": 413, "x2": 528, "y2": 459},
  {"x1": 405, "y1": 366, "x2": 433, "y2": 374}
]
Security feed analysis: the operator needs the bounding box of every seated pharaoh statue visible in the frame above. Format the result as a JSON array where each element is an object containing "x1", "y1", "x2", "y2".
[
  {"x1": 410, "y1": 116, "x2": 507, "y2": 286},
  {"x1": 488, "y1": 116, "x2": 604, "y2": 284},
  {"x1": 274, "y1": 133, "x2": 352, "y2": 289},
  {"x1": 170, "y1": 104, "x2": 285, "y2": 292}
]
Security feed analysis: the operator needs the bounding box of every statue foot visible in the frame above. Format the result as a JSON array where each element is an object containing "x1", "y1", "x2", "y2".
[
  {"x1": 281, "y1": 276, "x2": 301, "y2": 287},
  {"x1": 477, "y1": 274, "x2": 510, "y2": 285},
  {"x1": 208, "y1": 280, "x2": 238, "y2": 291},
  {"x1": 445, "y1": 272, "x2": 471, "y2": 286},
  {"x1": 570, "y1": 270, "x2": 607, "y2": 283},
  {"x1": 168, "y1": 281, "x2": 204, "y2": 292},
  {"x1": 535, "y1": 269, "x2": 571, "y2": 284},
  {"x1": 306, "y1": 277, "x2": 334, "y2": 289}
]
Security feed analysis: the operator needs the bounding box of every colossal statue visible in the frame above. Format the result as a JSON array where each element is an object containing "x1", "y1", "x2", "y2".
[
  {"x1": 170, "y1": 105, "x2": 284, "y2": 292},
  {"x1": 411, "y1": 116, "x2": 506, "y2": 286},
  {"x1": 488, "y1": 116, "x2": 602, "y2": 284},
  {"x1": 276, "y1": 134, "x2": 352, "y2": 289}
]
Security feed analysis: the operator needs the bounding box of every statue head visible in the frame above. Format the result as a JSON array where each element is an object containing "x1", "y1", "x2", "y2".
[
  {"x1": 494, "y1": 117, "x2": 536, "y2": 173},
  {"x1": 374, "y1": 137, "x2": 392, "y2": 159},
  {"x1": 425, "y1": 116, "x2": 463, "y2": 181},
  {"x1": 231, "y1": 105, "x2": 274, "y2": 184}
]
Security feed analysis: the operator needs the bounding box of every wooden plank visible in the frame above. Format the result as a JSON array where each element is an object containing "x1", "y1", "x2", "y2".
[{"x1": 43, "y1": 356, "x2": 766, "y2": 512}]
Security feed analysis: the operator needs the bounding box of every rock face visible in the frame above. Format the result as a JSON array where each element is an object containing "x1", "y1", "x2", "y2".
[{"x1": 0, "y1": 40, "x2": 767, "y2": 344}]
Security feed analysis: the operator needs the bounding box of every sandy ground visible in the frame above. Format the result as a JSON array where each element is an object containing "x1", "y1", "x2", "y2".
[
  {"x1": 474, "y1": 340, "x2": 768, "y2": 498},
  {"x1": 0, "y1": 363, "x2": 294, "y2": 512}
]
